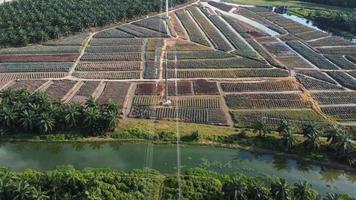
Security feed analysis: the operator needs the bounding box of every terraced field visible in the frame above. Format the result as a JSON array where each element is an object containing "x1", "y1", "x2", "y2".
[{"x1": 1, "y1": 1, "x2": 356, "y2": 127}]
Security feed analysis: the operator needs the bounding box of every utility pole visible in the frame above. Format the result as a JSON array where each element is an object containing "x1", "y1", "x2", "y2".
[{"x1": 162, "y1": 0, "x2": 171, "y2": 106}]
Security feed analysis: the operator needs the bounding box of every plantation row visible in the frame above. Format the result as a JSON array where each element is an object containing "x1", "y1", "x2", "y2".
[
  {"x1": 0, "y1": 0, "x2": 188, "y2": 47},
  {"x1": 80, "y1": 53, "x2": 142, "y2": 62},
  {"x1": 321, "y1": 106, "x2": 356, "y2": 121},
  {"x1": 0, "y1": 45, "x2": 80, "y2": 54},
  {"x1": 76, "y1": 62, "x2": 142, "y2": 71},
  {"x1": 165, "y1": 69, "x2": 289, "y2": 79},
  {"x1": 296, "y1": 70, "x2": 336, "y2": 83},
  {"x1": 0, "y1": 54, "x2": 78, "y2": 63},
  {"x1": 90, "y1": 38, "x2": 145, "y2": 45},
  {"x1": 118, "y1": 24, "x2": 169, "y2": 38},
  {"x1": 221, "y1": 80, "x2": 299, "y2": 92},
  {"x1": 73, "y1": 71, "x2": 141, "y2": 80},
  {"x1": 132, "y1": 16, "x2": 168, "y2": 34},
  {"x1": 0, "y1": 72, "x2": 67, "y2": 81},
  {"x1": 9, "y1": 80, "x2": 47, "y2": 93},
  {"x1": 309, "y1": 36, "x2": 353, "y2": 47},
  {"x1": 0, "y1": 62, "x2": 72, "y2": 73},
  {"x1": 325, "y1": 55, "x2": 356, "y2": 70},
  {"x1": 225, "y1": 93, "x2": 310, "y2": 109},
  {"x1": 312, "y1": 92, "x2": 356, "y2": 105},
  {"x1": 296, "y1": 75, "x2": 344, "y2": 91},
  {"x1": 166, "y1": 50, "x2": 233, "y2": 60},
  {"x1": 327, "y1": 71, "x2": 356, "y2": 90},
  {"x1": 70, "y1": 81, "x2": 100, "y2": 105}
]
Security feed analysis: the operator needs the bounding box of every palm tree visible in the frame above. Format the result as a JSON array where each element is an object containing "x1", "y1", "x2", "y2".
[
  {"x1": 64, "y1": 103, "x2": 82, "y2": 129},
  {"x1": 19, "y1": 109, "x2": 35, "y2": 132},
  {"x1": 253, "y1": 117, "x2": 269, "y2": 137},
  {"x1": 84, "y1": 106, "x2": 100, "y2": 134},
  {"x1": 270, "y1": 178, "x2": 289, "y2": 200},
  {"x1": 248, "y1": 183, "x2": 270, "y2": 200},
  {"x1": 333, "y1": 132, "x2": 353, "y2": 156},
  {"x1": 102, "y1": 109, "x2": 118, "y2": 131},
  {"x1": 86, "y1": 96, "x2": 99, "y2": 109},
  {"x1": 0, "y1": 106, "x2": 17, "y2": 129},
  {"x1": 0, "y1": 88, "x2": 15, "y2": 104},
  {"x1": 325, "y1": 125, "x2": 343, "y2": 144},
  {"x1": 223, "y1": 177, "x2": 248, "y2": 200},
  {"x1": 281, "y1": 128, "x2": 297, "y2": 152},
  {"x1": 302, "y1": 122, "x2": 321, "y2": 151},
  {"x1": 292, "y1": 181, "x2": 317, "y2": 200},
  {"x1": 277, "y1": 120, "x2": 292, "y2": 134},
  {"x1": 324, "y1": 193, "x2": 341, "y2": 200},
  {"x1": 37, "y1": 113, "x2": 55, "y2": 134}
]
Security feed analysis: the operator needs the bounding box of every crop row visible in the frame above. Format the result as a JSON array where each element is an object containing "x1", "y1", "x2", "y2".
[
  {"x1": 0, "y1": 45, "x2": 80, "y2": 54},
  {"x1": 296, "y1": 75, "x2": 343, "y2": 91},
  {"x1": 349, "y1": 71, "x2": 356, "y2": 79},
  {"x1": 130, "y1": 106, "x2": 227, "y2": 125},
  {"x1": 0, "y1": 54, "x2": 78, "y2": 62},
  {"x1": 167, "y1": 57, "x2": 269, "y2": 69},
  {"x1": 165, "y1": 68, "x2": 289, "y2": 78},
  {"x1": 45, "y1": 80, "x2": 77, "y2": 100},
  {"x1": 97, "y1": 82, "x2": 130, "y2": 106},
  {"x1": 327, "y1": 71, "x2": 356, "y2": 90},
  {"x1": 171, "y1": 97, "x2": 221, "y2": 108},
  {"x1": 167, "y1": 81, "x2": 193, "y2": 96},
  {"x1": 221, "y1": 80, "x2": 299, "y2": 92},
  {"x1": 117, "y1": 24, "x2": 168, "y2": 38},
  {"x1": 166, "y1": 50, "x2": 233, "y2": 60},
  {"x1": 208, "y1": 14, "x2": 258, "y2": 59},
  {"x1": 277, "y1": 56, "x2": 314, "y2": 69},
  {"x1": 45, "y1": 33, "x2": 89, "y2": 46},
  {"x1": 222, "y1": 15, "x2": 268, "y2": 38},
  {"x1": 9, "y1": 80, "x2": 47, "y2": 93},
  {"x1": 244, "y1": 38, "x2": 283, "y2": 67},
  {"x1": 312, "y1": 92, "x2": 356, "y2": 105},
  {"x1": 144, "y1": 61, "x2": 160, "y2": 79},
  {"x1": 169, "y1": 13, "x2": 188, "y2": 40},
  {"x1": 90, "y1": 38, "x2": 144, "y2": 46},
  {"x1": 207, "y1": 1, "x2": 233, "y2": 12},
  {"x1": 325, "y1": 55, "x2": 356, "y2": 70},
  {"x1": 81, "y1": 53, "x2": 142, "y2": 61},
  {"x1": 230, "y1": 109, "x2": 325, "y2": 128},
  {"x1": 76, "y1": 62, "x2": 141, "y2": 71},
  {"x1": 193, "y1": 79, "x2": 219, "y2": 95},
  {"x1": 296, "y1": 70, "x2": 335, "y2": 83},
  {"x1": 0, "y1": 62, "x2": 72, "y2": 73},
  {"x1": 286, "y1": 41, "x2": 338, "y2": 70},
  {"x1": 73, "y1": 71, "x2": 140, "y2": 79},
  {"x1": 225, "y1": 93, "x2": 309, "y2": 109},
  {"x1": 188, "y1": 6, "x2": 232, "y2": 51},
  {"x1": 175, "y1": 10, "x2": 210, "y2": 46},
  {"x1": 94, "y1": 29, "x2": 134, "y2": 38},
  {"x1": 295, "y1": 30, "x2": 328, "y2": 41},
  {"x1": 133, "y1": 17, "x2": 168, "y2": 34},
  {"x1": 135, "y1": 83, "x2": 162, "y2": 95},
  {"x1": 70, "y1": 81, "x2": 100, "y2": 104},
  {"x1": 132, "y1": 95, "x2": 160, "y2": 106},
  {"x1": 261, "y1": 42, "x2": 295, "y2": 57},
  {"x1": 166, "y1": 40, "x2": 211, "y2": 51},
  {"x1": 346, "y1": 56, "x2": 356, "y2": 64},
  {"x1": 0, "y1": 72, "x2": 67, "y2": 81},
  {"x1": 86, "y1": 45, "x2": 143, "y2": 53},
  {"x1": 308, "y1": 36, "x2": 352, "y2": 47},
  {"x1": 317, "y1": 46, "x2": 356, "y2": 55},
  {"x1": 321, "y1": 106, "x2": 356, "y2": 121}
]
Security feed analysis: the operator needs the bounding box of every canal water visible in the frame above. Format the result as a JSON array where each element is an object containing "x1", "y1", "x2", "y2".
[{"x1": 0, "y1": 142, "x2": 355, "y2": 196}]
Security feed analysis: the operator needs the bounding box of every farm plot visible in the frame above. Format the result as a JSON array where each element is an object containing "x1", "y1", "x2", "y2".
[
  {"x1": 321, "y1": 106, "x2": 356, "y2": 122},
  {"x1": 221, "y1": 80, "x2": 299, "y2": 92},
  {"x1": 296, "y1": 70, "x2": 336, "y2": 84},
  {"x1": 167, "y1": 57, "x2": 270, "y2": 69},
  {"x1": 146, "y1": 38, "x2": 164, "y2": 52},
  {"x1": 169, "y1": 13, "x2": 188, "y2": 40},
  {"x1": 207, "y1": 14, "x2": 258, "y2": 59},
  {"x1": 222, "y1": 15, "x2": 268, "y2": 38},
  {"x1": 9, "y1": 80, "x2": 47, "y2": 93},
  {"x1": 0, "y1": 62, "x2": 72, "y2": 72},
  {"x1": 0, "y1": 72, "x2": 67, "y2": 81},
  {"x1": 167, "y1": 81, "x2": 193, "y2": 96},
  {"x1": 135, "y1": 83, "x2": 162, "y2": 95},
  {"x1": 193, "y1": 79, "x2": 219, "y2": 95},
  {"x1": 97, "y1": 82, "x2": 130, "y2": 106},
  {"x1": 346, "y1": 55, "x2": 356, "y2": 64},
  {"x1": 132, "y1": 95, "x2": 160, "y2": 106},
  {"x1": 90, "y1": 38, "x2": 144, "y2": 46},
  {"x1": 187, "y1": 6, "x2": 232, "y2": 51},
  {"x1": 0, "y1": 45, "x2": 80, "y2": 54},
  {"x1": 70, "y1": 81, "x2": 100, "y2": 105},
  {"x1": 133, "y1": 16, "x2": 168, "y2": 34},
  {"x1": 166, "y1": 68, "x2": 289, "y2": 79},
  {"x1": 175, "y1": 9, "x2": 210, "y2": 46},
  {"x1": 225, "y1": 93, "x2": 309, "y2": 109},
  {"x1": 286, "y1": 40, "x2": 338, "y2": 70},
  {"x1": 117, "y1": 24, "x2": 168, "y2": 38},
  {"x1": 166, "y1": 40, "x2": 211, "y2": 51},
  {"x1": 244, "y1": 38, "x2": 283, "y2": 67},
  {"x1": 207, "y1": 1, "x2": 233, "y2": 12},
  {"x1": 308, "y1": 36, "x2": 352, "y2": 47},
  {"x1": 295, "y1": 30, "x2": 329, "y2": 41},
  {"x1": 277, "y1": 56, "x2": 314, "y2": 69},
  {"x1": 317, "y1": 46, "x2": 356, "y2": 55},
  {"x1": 0, "y1": 54, "x2": 78, "y2": 62},
  {"x1": 296, "y1": 75, "x2": 343, "y2": 91},
  {"x1": 80, "y1": 53, "x2": 142, "y2": 61},
  {"x1": 94, "y1": 29, "x2": 134, "y2": 38},
  {"x1": 261, "y1": 42, "x2": 295, "y2": 57},
  {"x1": 171, "y1": 96, "x2": 221, "y2": 108},
  {"x1": 230, "y1": 109, "x2": 326, "y2": 128},
  {"x1": 76, "y1": 62, "x2": 141, "y2": 71},
  {"x1": 167, "y1": 50, "x2": 233, "y2": 60},
  {"x1": 312, "y1": 92, "x2": 356, "y2": 105},
  {"x1": 73, "y1": 71, "x2": 140, "y2": 80},
  {"x1": 327, "y1": 71, "x2": 356, "y2": 90},
  {"x1": 86, "y1": 45, "x2": 143, "y2": 53},
  {"x1": 325, "y1": 55, "x2": 356, "y2": 70},
  {"x1": 44, "y1": 80, "x2": 77, "y2": 100},
  {"x1": 44, "y1": 33, "x2": 89, "y2": 46},
  {"x1": 144, "y1": 61, "x2": 160, "y2": 79}
]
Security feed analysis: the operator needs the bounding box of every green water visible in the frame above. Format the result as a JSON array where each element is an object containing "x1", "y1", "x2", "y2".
[{"x1": 0, "y1": 142, "x2": 355, "y2": 196}]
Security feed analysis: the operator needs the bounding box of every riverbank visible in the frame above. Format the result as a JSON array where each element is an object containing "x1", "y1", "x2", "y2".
[{"x1": 1, "y1": 118, "x2": 355, "y2": 172}]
